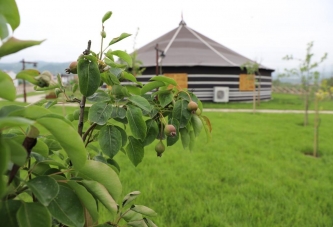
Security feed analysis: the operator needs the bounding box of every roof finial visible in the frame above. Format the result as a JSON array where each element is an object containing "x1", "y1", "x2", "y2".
[{"x1": 179, "y1": 10, "x2": 186, "y2": 26}]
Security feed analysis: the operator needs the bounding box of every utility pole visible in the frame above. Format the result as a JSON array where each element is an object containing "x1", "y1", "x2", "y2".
[
  {"x1": 155, "y1": 44, "x2": 165, "y2": 76},
  {"x1": 20, "y1": 59, "x2": 38, "y2": 102}
]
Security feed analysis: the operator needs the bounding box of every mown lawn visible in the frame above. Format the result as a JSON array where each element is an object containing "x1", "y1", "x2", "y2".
[
  {"x1": 203, "y1": 93, "x2": 333, "y2": 111},
  {"x1": 1, "y1": 97, "x2": 333, "y2": 226},
  {"x1": 102, "y1": 112, "x2": 333, "y2": 227}
]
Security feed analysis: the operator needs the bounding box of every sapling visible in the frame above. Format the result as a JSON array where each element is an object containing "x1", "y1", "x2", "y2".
[{"x1": 0, "y1": 6, "x2": 212, "y2": 227}]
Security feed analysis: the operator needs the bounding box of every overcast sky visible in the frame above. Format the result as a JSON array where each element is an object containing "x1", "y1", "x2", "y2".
[{"x1": 1, "y1": 0, "x2": 333, "y2": 74}]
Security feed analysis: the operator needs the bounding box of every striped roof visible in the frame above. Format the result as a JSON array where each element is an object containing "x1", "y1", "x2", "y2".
[{"x1": 136, "y1": 20, "x2": 273, "y2": 70}]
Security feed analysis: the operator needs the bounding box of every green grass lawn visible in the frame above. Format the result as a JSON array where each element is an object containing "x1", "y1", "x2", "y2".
[
  {"x1": 1, "y1": 96, "x2": 333, "y2": 226},
  {"x1": 203, "y1": 93, "x2": 333, "y2": 111},
  {"x1": 103, "y1": 112, "x2": 333, "y2": 227}
]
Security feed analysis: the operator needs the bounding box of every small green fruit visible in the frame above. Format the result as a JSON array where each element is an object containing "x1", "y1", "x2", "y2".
[
  {"x1": 155, "y1": 140, "x2": 165, "y2": 157},
  {"x1": 164, "y1": 124, "x2": 176, "y2": 137},
  {"x1": 187, "y1": 101, "x2": 198, "y2": 113}
]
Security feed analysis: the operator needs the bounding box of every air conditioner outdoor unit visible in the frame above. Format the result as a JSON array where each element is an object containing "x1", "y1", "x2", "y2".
[{"x1": 213, "y1": 87, "x2": 229, "y2": 102}]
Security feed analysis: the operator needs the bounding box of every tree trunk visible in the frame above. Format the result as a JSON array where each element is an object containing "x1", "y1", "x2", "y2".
[
  {"x1": 257, "y1": 74, "x2": 261, "y2": 106},
  {"x1": 313, "y1": 97, "x2": 319, "y2": 157},
  {"x1": 253, "y1": 76, "x2": 256, "y2": 114},
  {"x1": 304, "y1": 92, "x2": 309, "y2": 126}
]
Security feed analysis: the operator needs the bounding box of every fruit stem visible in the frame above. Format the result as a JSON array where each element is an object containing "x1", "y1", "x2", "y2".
[
  {"x1": 100, "y1": 25, "x2": 105, "y2": 60},
  {"x1": 158, "y1": 112, "x2": 167, "y2": 125},
  {"x1": 178, "y1": 90, "x2": 192, "y2": 101}
]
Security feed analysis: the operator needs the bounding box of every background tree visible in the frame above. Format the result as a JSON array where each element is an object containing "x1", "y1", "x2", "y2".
[
  {"x1": 240, "y1": 61, "x2": 260, "y2": 113},
  {"x1": 280, "y1": 41, "x2": 327, "y2": 126}
]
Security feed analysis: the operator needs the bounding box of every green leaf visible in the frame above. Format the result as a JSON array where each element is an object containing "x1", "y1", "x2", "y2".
[
  {"x1": 108, "y1": 71, "x2": 121, "y2": 85},
  {"x1": 144, "y1": 218, "x2": 158, "y2": 227},
  {"x1": 47, "y1": 185, "x2": 84, "y2": 227},
  {"x1": 111, "y1": 106, "x2": 127, "y2": 119},
  {"x1": 104, "y1": 49, "x2": 115, "y2": 61},
  {"x1": 32, "y1": 139, "x2": 49, "y2": 157},
  {"x1": 77, "y1": 56, "x2": 101, "y2": 97},
  {"x1": 191, "y1": 114, "x2": 203, "y2": 137},
  {"x1": 3, "y1": 139, "x2": 27, "y2": 166},
  {"x1": 0, "y1": 117, "x2": 34, "y2": 129},
  {"x1": 178, "y1": 91, "x2": 199, "y2": 103},
  {"x1": 167, "y1": 118, "x2": 179, "y2": 146},
  {"x1": 17, "y1": 202, "x2": 51, "y2": 227},
  {"x1": 122, "y1": 71, "x2": 137, "y2": 82},
  {"x1": 131, "y1": 205, "x2": 157, "y2": 217},
  {"x1": 44, "y1": 100, "x2": 57, "y2": 109},
  {"x1": 111, "y1": 84, "x2": 127, "y2": 99},
  {"x1": 78, "y1": 160, "x2": 122, "y2": 201},
  {"x1": 15, "y1": 69, "x2": 40, "y2": 84},
  {"x1": 0, "y1": 37, "x2": 45, "y2": 58},
  {"x1": 128, "y1": 95, "x2": 152, "y2": 113},
  {"x1": 0, "y1": 14, "x2": 9, "y2": 39},
  {"x1": 98, "y1": 125, "x2": 122, "y2": 158},
  {"x1": 123, "y1": 209, "x2": 143, "y2": 222},
  {"x1": 86, "y1": 91, "x2": 110, "y2": 102},
  {"x1": 141, "y1": 81, "x2": 165, "y2": 95},
  {"x1": 81, "y1": 180, "x2": 118, "y2": 214},
  {"x1": 122, "y1": 191, "x2": 141, "y2": 207},
  {"x1": 0, "y1": 200, "x2": 21, "y2": 227},
  {"x1": 172, "y1": 100, "x2": 191, "y2": 128},
  {"x1": 180, "y1": 128, "x2": 190, "y2": 149},
  {"x1": 0, "y1": 0, "x2": 20, "y2": 32},
  {"x1": 36, "y1": 117, "x2": 86, "y2": 170},
  {"x1": 0, "y1": 71, "x2": 16, "y2": 101},
  {"x1": 26, "y1": 176, "x2": 59, "y2": 206},
  {"x1": 9, "y1": 105, "x2": 51, "y2": 120},
  {"x1": 125, "y1": 85, "x2": 141, "y2": 95},
  {"x1": 189, "y1": 130, "x2": 196, "y2": 152},
  {"x1": 88, "y1": 102, "x2": 113, "y2": 125},
  {"x1": 109, "y1": 33, "x2": 131, "y2": 46},
  {"x1": 112, "y1": 50, "x2": 132, "y2": 66},
  {"x1": 126, "y1": 136, "x2": 144, "y2": 167},
  {"x1": 0, "y1": 138, "x2": 9, "y2": 198},
  {"x1": 144, "y1": 119, "x2": 158, "y2": 146},
  {"x1": 102, "y1": 11, "x2": 112, "y2": 23},
  {"x1": 107, "y1": 158, "x2": 121, "y2": 174},
  {"x1": 126, "y1": 105, "x2": 147, "y2": 140},
  {"x1": 158, "y1": 90, "x2": 173, "y2": 107},
  {"x1": 114, "y1": 126, "x2": 127, "y2": 147},
  {"x1": 0, "y1": 105, "x2": 24, "y2": 117},
  {"x1": 44, "y1": 138, "x2": 62, "y2": 151},
  {"x1": 67, "y1": 181, "x2": 99, "y2": 223},
  {"x1": 150, "y1": 75, "x2": 177, "y2": 86},
  {"x1": 127, "y1": 219, "x2": 148, "y2": 227}
]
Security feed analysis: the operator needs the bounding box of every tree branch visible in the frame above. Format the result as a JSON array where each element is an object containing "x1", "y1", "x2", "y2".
[
  {"x1": 82, "y1": 123, "x2": 97, "y2": 142},
  {"x1": 8, "y1": 137, "x2": 37, "y2": 185},
  {"x1": 78, "y1": 40, "x2": 92, "y2": 137}
]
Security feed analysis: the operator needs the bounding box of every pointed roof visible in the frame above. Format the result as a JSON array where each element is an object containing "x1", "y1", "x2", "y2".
[{"x1": 136, "y1": 21, "x2": 273, "y2": 70}]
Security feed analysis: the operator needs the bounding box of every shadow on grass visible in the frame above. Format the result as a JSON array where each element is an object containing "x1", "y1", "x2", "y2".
[{"x1": 301, "y1": 147, "x2": 321, "y2": 158}]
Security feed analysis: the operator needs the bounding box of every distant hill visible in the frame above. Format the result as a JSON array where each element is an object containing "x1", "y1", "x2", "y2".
[{"x1": 0, "y1": 61, "x2": 71, "y2": 76}]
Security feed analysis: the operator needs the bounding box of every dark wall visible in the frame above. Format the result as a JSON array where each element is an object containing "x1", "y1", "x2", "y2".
[{"x1": 143, "y1": 66, "x2": 273, "y2": 76}]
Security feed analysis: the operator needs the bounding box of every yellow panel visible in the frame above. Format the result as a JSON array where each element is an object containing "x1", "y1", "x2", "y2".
[
  {"x1": 239, "y1": 74, "x2": 255, "y2": 91},
  {"x1": 164, "y1": 73, "x2": 188, "y2": 90}
]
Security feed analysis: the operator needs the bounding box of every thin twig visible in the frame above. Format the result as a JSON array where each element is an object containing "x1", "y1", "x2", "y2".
[
  {"x1": 78, "y1": 96, "x2": 86, "y2": 137},
  {"x1": 82, "y1": 123, "x2": 97, "y2": 142}
]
